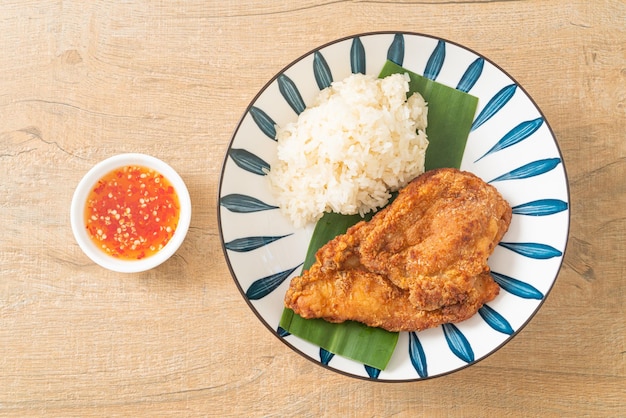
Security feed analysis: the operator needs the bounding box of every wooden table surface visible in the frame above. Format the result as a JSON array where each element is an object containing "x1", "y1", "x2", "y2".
[{"x1": 1, "y1": 1, "x2": 624, "y2": 416}]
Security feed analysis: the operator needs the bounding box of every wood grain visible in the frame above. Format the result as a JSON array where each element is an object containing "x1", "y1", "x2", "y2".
[{"x1": 1, "y1": 0, "x2": 624, "y2": 416}]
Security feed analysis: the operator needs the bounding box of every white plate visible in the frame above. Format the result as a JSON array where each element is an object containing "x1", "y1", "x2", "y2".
[{"x1": 218, "y1": 32, "x2": 569, "y2": 381}]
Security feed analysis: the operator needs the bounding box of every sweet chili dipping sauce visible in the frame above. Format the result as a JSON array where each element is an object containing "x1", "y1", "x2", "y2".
[{"x1": 85, "y1": 165, "x2": 180, "y2": 260}]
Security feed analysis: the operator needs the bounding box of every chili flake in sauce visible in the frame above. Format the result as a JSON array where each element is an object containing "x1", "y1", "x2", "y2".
[{"x1": 85, "y1": 165, "x2": 180, "y2": 260}]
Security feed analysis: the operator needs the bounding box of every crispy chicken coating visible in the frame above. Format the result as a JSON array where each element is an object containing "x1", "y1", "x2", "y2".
[{"x1": 284, "y1": 168, "x2": 512, "y2": 332}]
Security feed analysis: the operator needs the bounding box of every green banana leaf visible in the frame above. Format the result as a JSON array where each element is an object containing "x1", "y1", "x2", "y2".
[
  {"x1": 380, "y1": 60, "x2": 478, "y2": 170},
  {"x1": 279, "y1": 61, "x2": 479, "y2": 371}
]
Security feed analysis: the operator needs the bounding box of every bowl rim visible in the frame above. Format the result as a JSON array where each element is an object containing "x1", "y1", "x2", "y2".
[{"x1": 71, "y1": 153, "x2": 191, "y2": 273}]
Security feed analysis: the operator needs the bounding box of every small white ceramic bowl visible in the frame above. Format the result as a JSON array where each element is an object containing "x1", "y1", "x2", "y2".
[{"x1": 71, "y1": 153, "x2": 191, "y2": 273}]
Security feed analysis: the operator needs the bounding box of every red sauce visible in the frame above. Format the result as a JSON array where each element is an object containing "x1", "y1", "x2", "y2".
[{"x1": 85, "y1": 165, "x2": 180, "y2": 260}]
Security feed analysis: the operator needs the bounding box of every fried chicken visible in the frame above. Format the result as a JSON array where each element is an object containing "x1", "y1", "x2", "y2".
[{"x1": 284, "y1": 168, "x2": 512, "y2": 332}]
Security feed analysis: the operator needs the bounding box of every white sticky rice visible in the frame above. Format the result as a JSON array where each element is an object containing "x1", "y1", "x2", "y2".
[{"x1": 268, "y1": 72, "x2": 429, "y2": 228}]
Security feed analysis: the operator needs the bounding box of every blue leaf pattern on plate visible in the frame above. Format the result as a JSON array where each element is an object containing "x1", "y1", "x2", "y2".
[
  {"x1": 320, "y1": 348, "x2": 334, "y2": 365},
  {"x1": 365, "y1": 365, "x2": 381, "y2": 379},
  {"x1": 224, "y1": 235, "x2": 291, "y2": 252},
  {"x1": 512, "y1": 199, "x2": 569, "y2": 216},
  {"x1": 456, "y1": 58, "x2": 484, "y2": 93},
  {"x1": 249, "y1": 106, "x2": 277, "y2": 140},
  {"x1": 278, "y1": 74, "x2": 306, "y2": 115},
  {"x1": 277, "y1": 326, "x2": 290, "y2": 338},
  {"x1": 499, "y1": 241, "x2": 563, "y2": 259},
  {"x1": 442, "y1": 324, "x2": 474, "y2": 363},
  {"x1": 479, "y1": 305, "x2": 514, "y2": 335},
  {"x1": 491, "y1": 271, "x2": 544, "y2": 299},
  {"x1": 475, "y1": 117, "x2": 544, "y2": 162},
  {"x1": 228, "y1": 148, "x2": 270, "y2": 175},
  {"x1": 409, "y1": 332, "x2": 428, "y2": 378},
  {"x1": 219, "y1": 33, "x2": 569, "y2": 381},
  {"x1": 387, "y1": 33, "x2": 404, "y2": 65},
  {"x1": 219, "y1": 194, "x2": 278, "y2": 213},
  {"x1": 424, "y1": 40, "x2": 445, "y2": 80},
  {"x1": 350, "y1": 37, "x2": 366, "y2": 74},
  {"x1": 313, "y1": 51, "x2": 333, "y2": 90},
  {"x1": 246, "y1": 264, "x2": 302, "y2": 300},
  {"x1": 471, "y1": 84, "x2": 517, "y2": 131},
  {"x1": 490, "y1": 158, "x2": 561, "y2": 182}
]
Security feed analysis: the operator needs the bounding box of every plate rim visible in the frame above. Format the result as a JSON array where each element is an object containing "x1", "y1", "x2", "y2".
[{"x1": 217, "y1": 30, "x2": 571, "y2": 382}]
